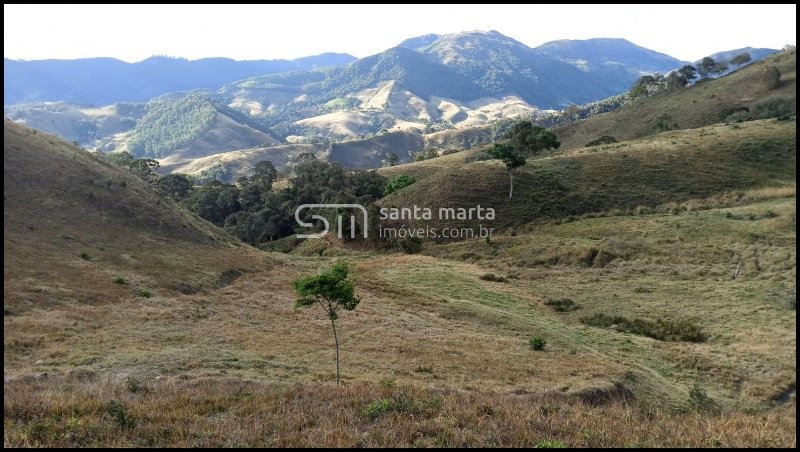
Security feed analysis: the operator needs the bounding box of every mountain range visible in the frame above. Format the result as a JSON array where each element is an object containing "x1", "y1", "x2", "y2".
[
  {"x1": 3, "y1": 53, "x2": 356, "y2": 105},
  {"x1": 4, "y1": 30, "x2": 778, "y2": 175}
]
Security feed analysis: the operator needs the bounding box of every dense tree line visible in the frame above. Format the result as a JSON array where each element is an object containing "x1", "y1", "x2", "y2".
[
  {"x1": 182, "y1": 156, "x2": 386, "y2": 245},
  {"x1": 127, "y1": 95, "x2": 217, "y2": 158}
]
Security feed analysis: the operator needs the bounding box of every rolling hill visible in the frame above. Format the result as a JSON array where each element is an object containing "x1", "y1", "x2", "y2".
[
  {"x1": 3, "y1": 59, "x2": 796, "y2": 447},
  {"x1": 554, "y1": 47, "x2": 796, "y2": 150},
  {"x1": 380, "y1": 118, "x2": 796, "y2": 230},
  {"x1": 3, "y1": 118, "x2": 261, "y2": 318}
]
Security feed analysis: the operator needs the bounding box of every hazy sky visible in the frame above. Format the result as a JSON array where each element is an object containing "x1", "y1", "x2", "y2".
[{"x1": 4, "y1": 4, "x2": 796, "y2": 63}]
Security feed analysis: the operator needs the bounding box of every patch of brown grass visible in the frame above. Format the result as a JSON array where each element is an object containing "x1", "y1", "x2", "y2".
[{"x1": 4, "y1": 377, "x2": 795, "y2": 447}]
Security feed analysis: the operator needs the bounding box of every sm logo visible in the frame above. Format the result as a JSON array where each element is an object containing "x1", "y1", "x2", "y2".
[{"x1": 294, "y1": 204, "x2": 369, "y2": 239}]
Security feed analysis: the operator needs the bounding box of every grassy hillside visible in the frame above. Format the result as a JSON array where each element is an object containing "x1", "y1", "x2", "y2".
[
  {"x1": 555, "y1": 48, "x2": 796, "y2": 150},
  {"x1": 3, "y1": 119, "x2": 262, "y2": 319},
  {"x1": 329, "y1": 131, "x2": 424, "y2": 168},
  {"x1": 381, "y1": 119, "x2": 795, "y2": 229},
  {"x1": 3, "y1": 116, "x2": 795, "y2": 447},
  {"x1": 160, "y1": 143, "x2": 326, "y2": 183}
]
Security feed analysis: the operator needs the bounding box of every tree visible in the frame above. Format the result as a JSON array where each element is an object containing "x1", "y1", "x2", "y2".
[
  {"x1": 293, "y1": 261, "x2": 360, "y2": 385},
  {"x1": 489, "y1": 143, "x2": 526, "y2": 198},
  {"x1": 697, "y1": 57, "x2": 717, "y2": 79},
  {"x1": 677, "y1": 65, "x2": 697, "y2": 86},
  {"x1": 251, "y1": 160, "x2": 277, "y2": 192},
  {"x1": 504, "y1": 121, "x2": 560, "y2": 156},
  {"x1": 157, "y1": 173, "x2": 193, "y2": 200},
  {"x1": 382, "y1": 153, "x2": 399, "y2": 167},
  {"x1": 730, "y1": 52, "x2": 752, "y2": 69}
]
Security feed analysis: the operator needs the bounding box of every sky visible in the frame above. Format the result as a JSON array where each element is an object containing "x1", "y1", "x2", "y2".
[{"x1": 4, "y1": 4, "x2": 796, "y2": 63}]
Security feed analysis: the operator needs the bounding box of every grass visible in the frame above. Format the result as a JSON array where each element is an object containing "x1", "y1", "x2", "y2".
[
  {"x1": 3, "y1": 378, "x2": 795, "y2": 447},
  {"x1": 554, "y1": 48, "x2": 796, "y2": 150},
  {"x1": 3, "y1": 116, "x2": 796, "y2": 446},
  {"x1": 381, "y1": 119, "x2": 795, "y2": 230}
]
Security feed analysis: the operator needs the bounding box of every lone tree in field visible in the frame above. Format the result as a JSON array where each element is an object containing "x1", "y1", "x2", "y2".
[
  {"x1": 489, "y1": 143, "x2": 526, "y2": 198},
  {"x1": 293, "y1": 261, "x2": 360, "y2": 385},
  {"x1": 493, "y1": 121, "x2": 560, "y2": 198}
]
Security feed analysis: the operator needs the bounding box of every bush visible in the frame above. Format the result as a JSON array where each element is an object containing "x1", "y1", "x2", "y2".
[
  {"x1": 114, "y1": 277, "x2": 126, "y2": 285},
  {"x1": 529, "y1": 336, "x2": 547, "y2": 351},
  {"x1": 762, "y1": 66, "x2": 781, "y2": 90},
  {"x1": 126, "y1": 375, "x2": 141, "y2": 393},
  {"x1": 362, "y1": 399, "x2": 393, "y2": 419},
  {"x1": 687, "y1": 384, "x2": 718, "y2": 412},
  {"x1": 106, "y1": 400, "x2": 135, "y2": 429},
  {"x1": 137, "y1": 289, "x2": 151, "y2": 299},
  {"x1": 581, "y1": 313, "x2": 705, "y2": 342},
  {"x1": 750, "y1": 98, "x2": 793, "y2": 120},
  {"x1": 585, "y1": 135, "x2": 617, "y2": 147},
  {"x1": 544, "y1": 298, "x2": 579, "y2": 312},
  {"x1": 80, "y1": 253, "x2": 91, "y2": 261},
  {"x1": 399, "y1": 236, "x2": 423, "y2": 254},
  {"x1": 415, "y1": 366, "x2": 433, "y2": 374},
  {"x1": 480, "y1": 273, "x2": 508, "y2": 283},
  {"x1": 384, "y1": 175, "x2": 416, "y2": 196}
]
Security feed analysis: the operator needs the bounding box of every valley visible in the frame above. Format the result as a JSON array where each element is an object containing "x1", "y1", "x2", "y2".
[{"x1": 3, "y1": 22, "x2": 796, "y2": 448}]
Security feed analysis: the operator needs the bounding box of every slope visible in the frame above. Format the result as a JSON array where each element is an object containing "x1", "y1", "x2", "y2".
[
  {"x1": 555, "y1": 47, "x2": 796, "y2": 150},
  {"x1": 3, "y1": 119, "x2": 263, "y2": 320},
  {"x1": 381, "y1": 119, "x2": 796, "y2": 229}
]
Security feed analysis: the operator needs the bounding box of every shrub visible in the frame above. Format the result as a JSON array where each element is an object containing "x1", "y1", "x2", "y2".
[
  {"x1": 384, "y1": 175, "x2": 416, "y2": 196},
  {"x1": 480, "y1": 273, "x2": 508, "y2": 283},
  {"x1": 415, "y1": 366, "x2": 433, "y2": 374},
  {"x1": 362, "y1": 399, "x2": 393, "y2": 419},
  {"x1": 137, "y1": 289, "x2": 151, "y2": 299},
  {"x1": 750, "y1": 98, "x2": 793, "y2": 120},
  {"x1": 126, "y1": 375, "x2": 141, "y2": 393},
  {"x1": 544, "y1": 298, "x2": 579, "y2": 312},
  {"x1": 114, "y1": 277, "x2": 126, "y2": 285},
  {"x1": 80, "y1": 253, "x2": 91, "y2": 261},
  {"x1": 399, "y1": 236, "x2": 423, "y2": 254},
  {"x1": 581, "y1": 313, "x2": 705, "y2": 342},
  {"x1": 687, "y1": 384, "x2": 718, "y2": 412},
  {"x1": 762, "y1": 66, "x2": 781, "y2": 90},
  {"x1": 106, "y1": 400, "x2": 135, "y2": 429},
  {"x1": 529, "y1": 336, "x2": 547, "y2": 351},
  {"x1": 654, "y1": 113, "x2": 676, "y2": 132},
  {"x1": 585, "y1": 135, "x2": 617, "y2": 147}
]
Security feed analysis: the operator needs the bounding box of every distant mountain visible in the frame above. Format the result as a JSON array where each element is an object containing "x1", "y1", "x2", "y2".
[
  {"x1": 3, "y1": 53, "x2": 356, "y2": 105},
  {"x1": 291, "y1": 52, "x2": 358, "y2": 70},
  {"x1": 535, "y1": 37, "x2": 686, "y2": 93},
  {"x1": 8, "y1": 30, "x2": 782, "y2": 173},
  {"x1": 224, "y1": 30, "x2": 688, "y2": 114},
  {"x1": 397, "y1": 34, "x2": 441, "y2": 51}
]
